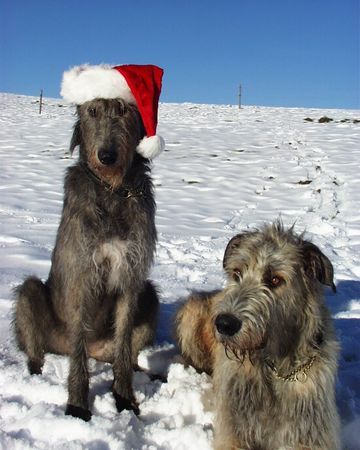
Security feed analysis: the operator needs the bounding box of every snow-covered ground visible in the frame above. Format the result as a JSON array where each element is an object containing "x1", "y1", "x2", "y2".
[{"x1": 0, "y1": 93, "x2": 359, "y2": 449}]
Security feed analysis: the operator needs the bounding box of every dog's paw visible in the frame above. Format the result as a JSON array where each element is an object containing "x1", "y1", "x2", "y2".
[
  {"x1": 148, "y1": 372, "x2": 167, "y2": 383},
  {"x1": 112, "y1": 391, "x2": 140, "y2": 416},
  {"x1": 65, "y1": 404, "x2": 92, "y2": 422},
  {"x1": 133, "y1": 364, "x2": 167, "y2": 383},
  {"x1": 27, "y1": 359, "x2": 43, "y2": 375}
]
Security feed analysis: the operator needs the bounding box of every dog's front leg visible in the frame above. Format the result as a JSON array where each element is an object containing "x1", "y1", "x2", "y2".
[
  {"x1": 112, "y1": 292, "x2": 139, "y2": 415},
  {"x1": 65, "y1": 322, "x2": 91, "y2": 421}
]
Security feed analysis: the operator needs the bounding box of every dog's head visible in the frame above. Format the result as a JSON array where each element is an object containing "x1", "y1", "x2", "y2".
[
  {"x1": 70, "y1": 98, "x2": 146, "y2": 189},
  {"x1": 213, "y1": 221, "x2": 335, "y2": 359}
]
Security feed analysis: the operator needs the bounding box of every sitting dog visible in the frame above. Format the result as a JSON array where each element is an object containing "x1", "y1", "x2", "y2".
[
  {"x1": 14, "y1": 64, "x2": 164, "y2": 421},
  {"x1": 175, "y1": 222, "x2": 340, "y2": 450}
]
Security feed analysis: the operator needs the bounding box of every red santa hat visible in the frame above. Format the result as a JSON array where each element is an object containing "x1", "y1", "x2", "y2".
[{"x1": 60, "y1": 64, "x2": 165, "y2": 159}]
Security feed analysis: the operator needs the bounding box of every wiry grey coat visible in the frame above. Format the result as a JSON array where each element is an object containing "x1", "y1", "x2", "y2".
[
  {"x1": 14, "y1": 99, "x2": 159, "y2": 421},
  {"x1": 176, "y1": 222, "x2": 340, "y2": 450}
]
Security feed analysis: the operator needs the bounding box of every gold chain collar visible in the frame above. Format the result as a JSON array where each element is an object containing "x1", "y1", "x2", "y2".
[
  {"x1": 81, "y1": 162, "x2": 145, "y2": 198},
  {"x1": 265, "y1": 355, "x2": 316, "y2": 383}
]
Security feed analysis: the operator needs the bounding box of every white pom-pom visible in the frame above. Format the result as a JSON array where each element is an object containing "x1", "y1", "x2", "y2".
[{"x1": 136, "y1": 135, "x2": 165, "y2": 159}]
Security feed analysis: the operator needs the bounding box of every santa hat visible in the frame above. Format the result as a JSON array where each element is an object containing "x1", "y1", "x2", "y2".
[{"x1": 60, "y1": 64, "x2": 165, "y2": 159}]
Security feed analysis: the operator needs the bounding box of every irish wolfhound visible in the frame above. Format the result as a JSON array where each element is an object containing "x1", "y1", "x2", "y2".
[
  {"x1": 14, "y1": 96, "x2": 160, "y2": 422},
  {"x1": 176, "y1": 222, "x2": 340, "y2": 450}
]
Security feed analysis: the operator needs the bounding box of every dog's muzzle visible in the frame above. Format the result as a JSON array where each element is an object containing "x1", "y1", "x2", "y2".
[{"x1": 215, "y1": 314, "x2": 242, "y2": 337}]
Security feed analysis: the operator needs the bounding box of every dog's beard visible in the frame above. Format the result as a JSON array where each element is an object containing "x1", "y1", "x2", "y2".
[
  {"x1": 221, "y1": 333, "x2": 266, "y2": 364},
  {"x1": 93, "y1": 164, "x2": 125, "y2": 190},
  {"x1": 223, "y1": 342, "x2": 246, "y2": 363}
]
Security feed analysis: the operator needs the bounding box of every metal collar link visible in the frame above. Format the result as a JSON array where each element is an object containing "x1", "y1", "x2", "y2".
[
  {"x1": 118, "y1": 186, "x2": 145, "y2": 198},
  {"x1": 265, "y1": 355, "x2": 316, "y2": 383}
]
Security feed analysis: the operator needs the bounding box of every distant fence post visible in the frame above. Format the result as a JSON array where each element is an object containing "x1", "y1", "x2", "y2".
[
  {"x1": 238, "y1": 84, "x2": 242, "y2": 109},
  {"x1": 39, "y1": 89, "x2": 43, "y2": 114}
]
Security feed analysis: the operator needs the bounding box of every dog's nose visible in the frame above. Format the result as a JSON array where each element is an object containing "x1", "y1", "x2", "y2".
[
  {"x1": 98, "y1": 149, "x2": 117, "y2": 166},
  {"x1": 215, "y1": 314, "x2": 242, "y2": 337}
]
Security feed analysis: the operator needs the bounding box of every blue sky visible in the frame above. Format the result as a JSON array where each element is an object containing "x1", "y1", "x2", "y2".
[{"x1": 1, "y1": 0, "x2": 359, "y2": 109}]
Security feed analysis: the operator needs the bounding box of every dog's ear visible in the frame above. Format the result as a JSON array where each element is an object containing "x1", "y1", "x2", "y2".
[
  {"x1": 302, "y1": 241, "x2": 336, "y2": 292},
  {"x1": 223, "y1": 234, "x2": 246, "y2": 271},
  {"x1": 70, "y1": 119, "x2": 81, "y2": 155}
]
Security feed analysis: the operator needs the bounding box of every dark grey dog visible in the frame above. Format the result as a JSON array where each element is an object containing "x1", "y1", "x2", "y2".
[
  {"x1": 176, "y1": 222, "x2": 340, "y2": 449},
  {"x1": 14, "y1": 98, "x2": 159, "y2": 421}
]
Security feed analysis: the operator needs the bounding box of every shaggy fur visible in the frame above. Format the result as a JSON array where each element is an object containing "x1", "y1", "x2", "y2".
[
  {"x1": 175, "y1": 222, "x2": 340, "y2": 450},
  {"x1": 14, "y1": 98, "x2": 159, "y2": 421}
]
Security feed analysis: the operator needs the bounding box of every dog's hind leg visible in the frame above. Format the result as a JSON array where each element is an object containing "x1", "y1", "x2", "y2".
[{"x1": 14, "y1": 276, "x2": 53, "y2": 375}]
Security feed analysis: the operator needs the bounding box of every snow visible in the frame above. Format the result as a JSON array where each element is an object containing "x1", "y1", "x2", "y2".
[{"x1": 0, "y1": 92, "x2": 359, "y2": 449}]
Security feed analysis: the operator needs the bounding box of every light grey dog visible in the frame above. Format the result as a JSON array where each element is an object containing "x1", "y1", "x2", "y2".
[
  {"x1": 176, "y1": 222, "x2": 340, "y2": 450},
  {"x1": 14, "y1": 98, "x2": 159, "y2": 421}
]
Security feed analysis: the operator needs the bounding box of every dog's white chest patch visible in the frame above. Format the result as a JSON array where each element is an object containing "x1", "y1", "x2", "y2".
[{"x1": 93, "y1": 238, "x2": 128, "y2": 291}]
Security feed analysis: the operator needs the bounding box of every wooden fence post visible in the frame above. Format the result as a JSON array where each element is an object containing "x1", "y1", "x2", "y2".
[{"x1": 39, "y1": 89, "x2": 43, "y2": 114}]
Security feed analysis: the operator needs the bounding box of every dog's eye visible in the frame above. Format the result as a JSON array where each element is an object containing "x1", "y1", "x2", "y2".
[
  {"x1": 232, "y1": 268, "x2": 242, "y2": 281},
  {"x1": 269, "y1": 275, "x2": 284, "y2": 288},
  {"x1": 89, "y1": 107, "x2": 97, "y2": 118}
]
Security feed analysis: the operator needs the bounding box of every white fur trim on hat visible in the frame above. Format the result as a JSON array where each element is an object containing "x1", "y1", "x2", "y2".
[
  {"x1": 60, "y1": 64, "x2": 136, "y2": 105},
  {"x1": 136, "y1": 135, "x2": 165, "y2": 159}
]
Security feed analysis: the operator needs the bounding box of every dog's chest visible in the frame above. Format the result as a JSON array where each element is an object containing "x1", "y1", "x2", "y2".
[
  {"x1": 222, "y1": 361, "x2": 319, "y2": 448},
  {"x1": 92, "y1": 238, "x2": 130, "y2": 291}
]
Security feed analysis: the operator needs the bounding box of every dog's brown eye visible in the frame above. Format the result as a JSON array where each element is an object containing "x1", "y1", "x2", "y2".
[
  {"x1": 232, "y1": 268, "x2": 241, "y2": 281},
  {"x1": 89, "y1": 107, "x2": 97, "y2": 118},
  {"x1": 270, "y1": 275, "x2": 284, "y2": 288}
]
